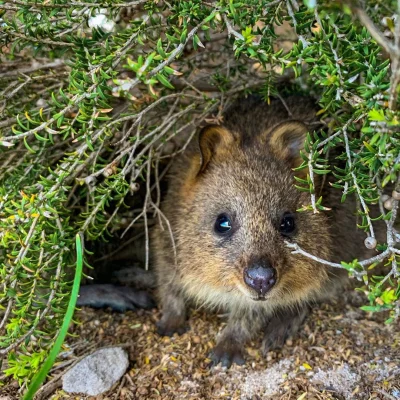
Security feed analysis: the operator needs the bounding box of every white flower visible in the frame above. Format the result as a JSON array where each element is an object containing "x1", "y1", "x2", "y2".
[{"x1": 88, "y1": 14, "x2": 115, "y2": 33}]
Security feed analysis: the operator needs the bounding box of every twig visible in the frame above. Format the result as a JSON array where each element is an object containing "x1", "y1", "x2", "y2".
[
  {"x1": 143, "y1": 154, "x2": 153, "y2": 270},
  {"x1": 88, "y1": 103, "x2": 197, "y2": 179},
  {"x1": 285, "y1": 241, "x2": 392, "y2": 279},
  {"x1": 388, "y1": 0, "x2": 400, "y2": 110},
  {"x1": 342, "y1": 127, "x2": 375, "y2": 240},
  {"x1": 4, "y1": 31, "x2": 74, "y2": 47},
  {"x1": 6, "y1": 0, "x2": 148, "y2": 8},
  {"x1": 54, "y1": 8, "x2": 88, "y2": 38},
  {"x1": 223, "y1": 14, "x2": 245, "y2": 41},
  {"x1": 317, "y1": 115, "x2": 366, "y2": 149},
  {"x1": 112, "y1": 93, "x2": 204, "y2": 145},
  {"x1": 2, "y1": 73, "x2": 32, "y2": 101},
  {"x1": 286, "y1": 0, "x2": 309, "y2": 48},
  {"x1": 93, "y1": 232, "x2": 145, "y2": 263},
  {"x1": 0, "y1": 60, "x2": 65, "y2": 78},
  {"x1": 308, "y1": 148, "x2": 318, "y2": 213},
  {"x1": 375, "y1": 389, "x2": 398, "y2": 400}
]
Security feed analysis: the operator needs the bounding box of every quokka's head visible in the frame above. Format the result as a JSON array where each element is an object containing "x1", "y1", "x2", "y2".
[{"x1": 174, "y1": 119, "x2": 333, "y2": 308}]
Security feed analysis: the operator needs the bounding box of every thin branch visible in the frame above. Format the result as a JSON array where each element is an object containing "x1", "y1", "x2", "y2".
[
  {"x1": 4, "y1": 31, "x2": 74, "y2": 47},
  {"x1": 223, "y1": 14, "x2": 245, "y2": 41},
  {"x1": 342, "y1": 127, "x2": 375, "y2": 240},
  {"x1": 87, "y1": 103, "x2": 198, "y2": 179},
  {"x1": 308, "y1": 148, "x2": 318, "y2": 213},
  {"x1": 6, "y1": 0, "x2": 148, "y2": 8},
  {"x1": 317, "y1": 115, "x2": 367, "y2": 149},
  {"x1": 286, "y1": 0, "x2": 309, "y2": 48},
  {"x1": 388, "y1": 0, "x2": 400, "y2": 110},
  {"x1": 285, "y1": 241, "x2": 393, "y2": 279},
  {"x1": 0, "y1": 60, "x2": 65, "y2": 79}
]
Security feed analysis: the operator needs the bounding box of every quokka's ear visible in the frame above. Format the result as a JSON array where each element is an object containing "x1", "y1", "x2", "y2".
[
  {"x1": 197, "y1": 125, "x2": 236, "y2": 173},
  {"x1": 264, "y1": 120, "x2": 309, "y2": 167}
]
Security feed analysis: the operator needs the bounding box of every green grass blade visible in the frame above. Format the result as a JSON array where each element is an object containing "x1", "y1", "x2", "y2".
[{"x1": 23, "y1": 233, "x2": 84, "y2": 400}]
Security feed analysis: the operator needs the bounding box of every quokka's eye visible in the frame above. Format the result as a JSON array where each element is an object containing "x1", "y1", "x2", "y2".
[
  {"x1": 279, "y1": 212, "x2": 296, "y2": 236},
  {"x1": 215, "y1": 214, "x2": 232, "y2": 234}
]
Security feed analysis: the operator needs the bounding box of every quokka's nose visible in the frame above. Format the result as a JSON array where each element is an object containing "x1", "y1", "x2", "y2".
[{"x1": 243, "y1": 263, "x2": 276, "y2": 296}]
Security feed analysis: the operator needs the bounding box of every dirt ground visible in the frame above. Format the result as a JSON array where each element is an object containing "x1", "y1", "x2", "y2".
[{"x1": 1, "y1": 290, "x2": 399, "y2": 400}]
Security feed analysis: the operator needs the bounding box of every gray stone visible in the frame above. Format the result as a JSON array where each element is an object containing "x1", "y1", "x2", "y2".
[{"x1": 62, "y1": 347, "x2": 129, "y2": 395}]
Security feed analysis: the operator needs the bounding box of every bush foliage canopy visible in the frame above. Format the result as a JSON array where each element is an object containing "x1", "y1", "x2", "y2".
[{"x1": 0, "y1": 0, "x2": 399, "y2": 391}]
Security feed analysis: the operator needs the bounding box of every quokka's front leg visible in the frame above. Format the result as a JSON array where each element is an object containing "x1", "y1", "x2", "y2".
[
  {"x1": 262, "y1": 305, "x2": 309, "y2": 354},
  {"x1": 210, "y1": 308, "x2": 265, "y2": 368},
  {"x1": 156, "y1": 283, "x2": 188, "y2": 336}
]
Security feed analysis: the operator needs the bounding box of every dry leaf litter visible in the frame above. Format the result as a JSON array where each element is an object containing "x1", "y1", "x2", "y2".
[{"x1": 1, "y1": 291, "x2": 399, "y2": 400}]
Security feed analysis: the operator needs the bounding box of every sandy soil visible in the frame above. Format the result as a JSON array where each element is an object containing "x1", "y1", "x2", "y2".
[{"x1": 2, "y1": 291, "x2": 399, "y2": 400}]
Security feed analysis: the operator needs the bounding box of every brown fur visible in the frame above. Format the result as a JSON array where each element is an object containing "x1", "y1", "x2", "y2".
[{"x1": 152, "y1": 95, "x2": 381, "y2": 367}]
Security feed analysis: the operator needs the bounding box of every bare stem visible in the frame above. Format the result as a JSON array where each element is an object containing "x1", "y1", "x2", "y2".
[{"x1": 342, "y1": 127, "x2": 375, "y2": 240}]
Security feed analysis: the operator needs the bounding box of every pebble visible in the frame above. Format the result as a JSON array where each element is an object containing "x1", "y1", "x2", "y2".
[
  {"x1": 138, "y1": 387, "x2": 149, "y2": 395},
  {"x1": 62, "y1": 347, "x2": 129, "y2": 396},
  {"x1": 192, "y1": 336, "x2": 201, "y2": 344}
]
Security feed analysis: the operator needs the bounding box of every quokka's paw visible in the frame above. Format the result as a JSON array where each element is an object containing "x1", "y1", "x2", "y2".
[
  {"x1": 156, "y1": 316, "x2": 188, "y2": 337},
  {"x1": 262, "y1": 324, "x2": 288, "y2": 354},
  {"x1": 262, "y1": 308, "x2": 309, "y2": 355},
  {"x1": 209, "y1": 342, "x2": 245, "y2": 368},
  {"x1": 77, "y1": 284, "x2": 155, "y2": 312}
]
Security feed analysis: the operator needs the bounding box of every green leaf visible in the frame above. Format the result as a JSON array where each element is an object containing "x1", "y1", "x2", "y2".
[
  {"x1": 157, "y1": 38, "x2": 167, "y2": 58},
  {"x1": 363, "y1": 141, "x2": 376, "y2": 153},
  {"x1": 180, "y1": 28, "x2": 187, "y2": 43},
  {"x1": 360, "y1": 305, "x2": 383, "y2": 312},
  {"x1": 156, "y1": 73, "x2": 174, "y2": 89},
  {"x1": 368, "y1": 109, "x2": 385, "y2": 122},
  {"x1": 203, "y1": 11, "x2": 216, "y2": 24},
  {"x1": 381, "y1": 289, "x2": 396, "y2": 304},
  {"x1": 23, "y1": 137, "x2": 36, "y2": 154}
]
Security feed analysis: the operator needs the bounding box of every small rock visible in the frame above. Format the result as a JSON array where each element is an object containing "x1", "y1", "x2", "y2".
[
  {"x1": 392, "y1": 190, "x2": 400, "y2": 200},
  {"x1": 163, "y1": 337, "x2": 171, "y2": 344},
  {"x1": 192, "y1": 336, "x2": 201, "y2": 344},
  {"x1": 364, "y1": 237, "x2": 377, "y2": 249},
  {"x1": 138, "y1": 387, "x2": 149, "y2": 395},
  {"x1": 62, "y1": 347, "x2": 129, "y2": 395},
  {"x1": 384, "y1": 198, "x2": 394, "y2": 210}
]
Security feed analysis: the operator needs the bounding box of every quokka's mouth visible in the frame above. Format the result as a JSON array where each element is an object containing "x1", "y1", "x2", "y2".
[
  {"x1": 235, "y1": 280, "x2": 272, "y2": 302},
  {"x1": 240, "y1": 281, "x2": 277, "y2": 302},
  {"x1": 248, "y1": 284, "x2": 278, "y2": 301},
  {"x1": 247, "y1": 294, "x2": 268, "y2": 301}
]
